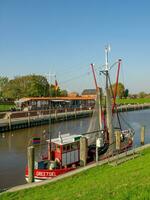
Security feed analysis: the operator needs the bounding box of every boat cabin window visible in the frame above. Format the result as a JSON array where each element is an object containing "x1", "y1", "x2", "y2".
[
  {"x1": 71, "y1": 142, "x2": 78, "y2": 150},
  {"x1": 62, "y1": 143, "x2": 78, "y2": 153},
  {"x1": 63, "y1": 145, "x2": 67, "y2": 153},
  {"x1": 62, "y1": 144, "x2": 70, "y2": 152},
  {"x1": 66, "y1": 144, "x2": 70, "y2": 151}
]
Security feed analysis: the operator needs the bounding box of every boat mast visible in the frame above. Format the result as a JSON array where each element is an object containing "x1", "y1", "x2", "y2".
[{"x1": 104, "y1": 46, "x2": 114, "y2": 145}]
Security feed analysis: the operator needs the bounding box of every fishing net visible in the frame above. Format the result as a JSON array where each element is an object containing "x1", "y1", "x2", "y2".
[{"x1": 86, "y1": 91, "x2": 102, "y2": 145}]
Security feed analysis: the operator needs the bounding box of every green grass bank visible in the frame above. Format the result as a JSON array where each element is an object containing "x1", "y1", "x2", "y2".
[
  {"x1": 1, "y1": 148, "x2": 150, "y2": 200},
  {"x1": 0, "y1": 104, "x2": 16, "y2": 112},
  {"x1": 117, "y1": 98, "x2": 150, "y2": 105}
]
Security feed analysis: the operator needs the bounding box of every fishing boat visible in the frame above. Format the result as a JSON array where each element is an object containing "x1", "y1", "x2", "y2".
[
  {"x1": 25, "y1": 46, "x2": 134, "y2": 182},
  {"x1": 87, "y1": 46, "x2": 134, "y2": 159}
]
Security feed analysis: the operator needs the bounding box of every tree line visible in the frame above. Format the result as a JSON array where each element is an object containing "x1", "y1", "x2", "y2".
[
  {"x1": 0, "y1": 75, "x2": 148, "y2": 100},
  {"x1": 0, "y1": 75, "x2": 68, "y2": 99}
]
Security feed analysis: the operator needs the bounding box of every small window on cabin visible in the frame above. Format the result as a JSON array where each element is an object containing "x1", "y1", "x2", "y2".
[
  {"x1": 76, "y1": 141, "x2": 80, "y2": 148},
  {"x1": 63, "y1": 145, "x2": 67, "y2": 153},
  {"x1": 56, "y1": 145, "x2": 60, "y2": 152},
  {"x1": 71, "y1": 143, "x2": 77, "y2": 150},
  {"x1": 66, "y1": 144, "x2": 70, "y2": 151}
]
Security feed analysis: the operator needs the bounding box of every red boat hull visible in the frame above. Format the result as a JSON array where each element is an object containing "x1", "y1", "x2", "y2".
[{"x1": 25, "y1": 167, "x2": 75, "y2": 181}]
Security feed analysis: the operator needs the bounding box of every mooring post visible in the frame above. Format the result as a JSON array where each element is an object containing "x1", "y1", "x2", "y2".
[
  {"x1": 115, "y1": 130, "x2": 121, "y2": 165},
  {"x1": 55, "y1": 109, "x2": 57, "y2": 120},
  {"x1": 39, "y1": 110, "x2": 42, "y2": 118},
  {"x1": 96, "y1": 137, "x2": 101, "y2": 163},
  {"x1": 7, "y1": 112, "x2": 12, "y2": 131},
  {"x1": 140, "y1": 126, "x2": 145, "y2": 145},
  {"x1": 65, "y1": 108, "x2": 67, "y2": 120},
  {"x1": 28, "y1": 112, "x2": 30, "y2": 127},
  {"x1": 27, "y1": 146, "x2": 35, "y2": 183},
  {"x1": 115, "y1": 130, "x2": 121, "y2": 150},
  {"x1": 74, "y1": 108, "x2": 76, "y2": 118},
  {"x1": 48, "y1": 140, "x2": 52, "y2": 160},
  {"x1": 80, "y1": 137, "x2": 88, "y2": 167}
]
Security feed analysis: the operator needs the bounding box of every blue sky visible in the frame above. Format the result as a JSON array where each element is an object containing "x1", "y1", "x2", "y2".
[{"x1": 0, "y1": 0, "x2": 150, "y2": 93}]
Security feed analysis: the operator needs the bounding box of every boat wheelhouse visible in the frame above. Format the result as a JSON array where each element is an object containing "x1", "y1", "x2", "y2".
[
  {"x1": 48, "y1": 133, "x2": 81, "y2": 167},
  {"x1": 25, "y1": 133, "x2": 82, "y2": 181}
]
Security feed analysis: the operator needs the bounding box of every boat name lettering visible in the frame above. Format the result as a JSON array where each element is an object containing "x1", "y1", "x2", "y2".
[{"x1": 36, "y1": 171, "x2": 56, "y2": 177}]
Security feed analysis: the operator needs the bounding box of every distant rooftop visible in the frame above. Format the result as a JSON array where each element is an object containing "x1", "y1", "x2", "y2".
[
  {"x1": 17, "y1": 96, "x2": 95, "y2": 103},
  {"x1": 82, "y1": 89, "x2": 96, "y2": 95}
]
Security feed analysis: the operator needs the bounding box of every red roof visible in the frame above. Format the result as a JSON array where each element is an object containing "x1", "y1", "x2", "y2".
[{"x1": 18, "y1": 96, "x2": 96, "y2": 102}]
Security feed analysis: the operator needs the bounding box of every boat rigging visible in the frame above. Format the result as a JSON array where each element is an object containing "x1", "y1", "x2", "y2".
[{"x1": 25, "y1": 46, "x2": 134, "y2": 182}]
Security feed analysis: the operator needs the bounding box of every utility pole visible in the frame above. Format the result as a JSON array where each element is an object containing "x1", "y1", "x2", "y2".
[
  {"x1": 45, "y1": 71, "x2": 56, "y2": 98},
  {"x1": 45, "y1": 72, "x2": 55, "y2": 160}
]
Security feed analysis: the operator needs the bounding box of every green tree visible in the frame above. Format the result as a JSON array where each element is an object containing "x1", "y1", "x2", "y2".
[
  {"x1": 25, "y1": 75, "x2": 49, "y2": 97},
  {"x1": 111, "y1": 82, "x2": 125, "y2": 98},
  {"x1": 124, "y1": 89, "x2": 129, "y2": 98},
  {"x1": 138, "y1": 91, "x2": 146, "y2": 98},
  {"x1": 3, "y1": 75, "x2": 49, "y2": 99},
  {"x1": 60, "y1": 90, "x2": 68, "y2": 97},
  {"x1": 0, "y1": 76, "x2": 9, "y2": 97}
]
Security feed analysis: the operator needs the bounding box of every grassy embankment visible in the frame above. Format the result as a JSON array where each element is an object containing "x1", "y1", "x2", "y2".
[
  {"x1": 1, "y1": 148, "x2": 150, "y2": 200},
  {"x1": 117, "y1": 98, "x2": 150, "y2": 105},
  {"x1": 0, "y1": 104, "x2": 16, "y2": 112}
]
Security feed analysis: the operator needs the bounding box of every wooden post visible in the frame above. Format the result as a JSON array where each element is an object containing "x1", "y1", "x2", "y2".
[
  {"x1": 8, "y1": 113, "x2": 11, "y2": 130},
  {"x1": 96, "y1": 137, "x2": 100, "y2": 163},
  {"x1": 140, "y1": 126, "x2": 145, "y2": 145},
  {"x1": 37, "y1": 111, "x2": 41, "y2": 118},
  {"x1": 115, "y1": 130, "x2": 121, "y2": 150},
  {"x1": 65, "y1": 108, "x2": 67, "y2": 120},
  {"x1": 27, "y1": 146, "x2": 35, "y2": 183},
  {"x1": 48, "y1": 141, "x2": 52, "y2": 160},
  {"x1": 55, "y1": 110, "x2": 57, "y2": 120},
  {"x1": 115, "y1": 130, "x2": 121, "y2": 165},
  {"x1": 74, "y1": 108, "x2": 76, "y2": 118},
  {"x1": 80, "y1": 137, "x2": 88, "y2": 166},
  {"x1": 28, "y1": 112, "x2": 30, "y2": 127},
  {"x1": 96, "y1": 145, "x2": 98, "y2": 163}
]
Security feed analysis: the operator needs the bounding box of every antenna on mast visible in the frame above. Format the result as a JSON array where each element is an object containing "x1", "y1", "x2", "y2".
[{"x1": 104, "y1": 44, "x2": 111, "y2": 71}]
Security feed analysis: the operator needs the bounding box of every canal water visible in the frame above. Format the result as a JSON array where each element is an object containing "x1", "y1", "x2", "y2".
[{"x1": 0, "y1": 109, "x2": 150, "y2": 190}]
